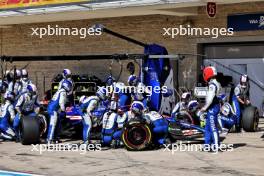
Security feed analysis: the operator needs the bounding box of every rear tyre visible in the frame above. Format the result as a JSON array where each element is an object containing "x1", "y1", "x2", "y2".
[
  {"x1": 242, "y1": 106, "x2": 259, "y2": 132},
  {"x1": 20, "y1": 116, "x2": 40, "y2": 145}
]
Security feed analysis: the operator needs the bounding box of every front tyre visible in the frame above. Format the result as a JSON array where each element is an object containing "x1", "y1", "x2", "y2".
[
  {"x1": 122, "y1": 119, "x2": 152, "y2": 151},
  {"x1": 242, "y1": 106, "x2": 259, "y2": 132}
]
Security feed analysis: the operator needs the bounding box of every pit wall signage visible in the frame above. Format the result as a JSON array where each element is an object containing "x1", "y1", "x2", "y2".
[
  {"x1": 228, "y1": 13, "x2": 264, "y2": 31},
  {"x1": 0, "y1": 0, "x2": 89, "y2": 9}
]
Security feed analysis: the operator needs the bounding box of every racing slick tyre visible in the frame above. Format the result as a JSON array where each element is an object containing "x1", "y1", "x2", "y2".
[
  {"x1": 242, "y1": 106, "x2": 259, "y2": 132},
  {"x1": 122, "y1": 119, "x2": 152, "y2": 151},
  {"x1": 20, "y1": 116, "x2": 40, "y2": 145}
]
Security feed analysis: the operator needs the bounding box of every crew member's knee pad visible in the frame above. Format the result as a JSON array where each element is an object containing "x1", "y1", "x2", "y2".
[
  {"x1": 232, "y1": 96, "x2": 241, "y2": 118},
  {"x1": 0, "y1": 122, "x2": 6, "y2": 131},
  {"x1": 102, "y1": 128, "x2": 114, "y2": 145},
  {"x1": 102, "y1": 135, "x2": 112, "y2": 145},
  {"x1": 113, "y1": 130, "x2": 122, "y2": 140},
  {"x1": 13, "y1": 114, "x2": 21, "y2": 129}
]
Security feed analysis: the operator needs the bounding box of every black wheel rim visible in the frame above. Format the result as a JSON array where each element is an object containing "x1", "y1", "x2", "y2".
[{"x1": 127, "y1": 126, "x2": 147, "y2": 146}]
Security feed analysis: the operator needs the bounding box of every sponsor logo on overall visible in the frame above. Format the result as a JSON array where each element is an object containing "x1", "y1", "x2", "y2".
[{"x1": 206, "y1": 2, "x2": 217, "y2": 18}]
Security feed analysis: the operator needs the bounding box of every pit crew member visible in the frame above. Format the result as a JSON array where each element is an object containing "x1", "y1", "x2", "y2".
[
  {"x1": 232, "y1": 74, "x2": 250, "y2": 132},
  {"x1": 171, "y1": 92, "x2": 191, "y2": 119},
  {"x1": 118, "y1": 101, "x2": 168, "y2": 146},
  {"x1": 79, "y1": 87, "x2": 109, "y2": 144},
  {"x1": 0, "y1": 92, "x2": 16, "y2": 140},
  {"x1": 58, "y1": 69, "x2": 74, "y2": 95},
  {"x1": 7, "y1": 69, "x2": 22, "y2": 97},
  {"x1": 20, "y1": 69, "x2": 32, "y2": 94},
  {"x1": 127, "y1": 75, "x2": 151, "y2": 109},
  {"x1": 13, "y1": 83, "x2": 40, "y2": 140},
  {"x1": 218, "y1": 94, "x2": 236, "y2": 135},
  {"x1": 200, "y1": 66, "x2": 221, "y2": 151},
  {"x1": 47, "y1": 79, "x2": 72, "y2": 143}
]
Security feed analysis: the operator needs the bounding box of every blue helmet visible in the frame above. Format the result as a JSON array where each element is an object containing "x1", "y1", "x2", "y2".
[
  {"x1": 96, "y1": 87, "x2": 108, "y2": 100},
  {"x1": 131, "y1": 101, "x2": 144, "y2": 115},
  {"x1": 61, "y1": 79, "x2": 72, "y2": 92},
  {"x1": 105, "y1": 76, "x2": 115, "y2": 86},
  {"x1": 62, "y1": 69, "x2": 71, "y2": 79},
  {"x1": 127, "y1": 75, "x2": 138, "y2": 86},
  {"x1": 4, "y1": 91, "x2": 15, "y2": 102}
]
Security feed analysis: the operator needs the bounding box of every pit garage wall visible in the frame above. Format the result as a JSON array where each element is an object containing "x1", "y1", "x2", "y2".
[{"x1": 1, "y1": 1, "x2": 264, "y2": 97}]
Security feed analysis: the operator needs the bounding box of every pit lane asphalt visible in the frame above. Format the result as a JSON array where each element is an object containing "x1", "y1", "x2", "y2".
[{"x1": 0, "y1": 119, "x2": 263, "y2": 176}]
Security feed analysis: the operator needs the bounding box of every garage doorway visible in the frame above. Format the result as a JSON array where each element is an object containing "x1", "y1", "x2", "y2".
[{"x1": 203, "y1": 43, "x2": 264, "y2": 114}]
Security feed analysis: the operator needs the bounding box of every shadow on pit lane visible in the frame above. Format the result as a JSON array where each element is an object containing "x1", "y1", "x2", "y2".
[
  {"x1": 258, "y1": 127, "x2": 264, "y2": 132},
  {"x1": 232, "y1": 143, "x2": 247, "y2": 149}
]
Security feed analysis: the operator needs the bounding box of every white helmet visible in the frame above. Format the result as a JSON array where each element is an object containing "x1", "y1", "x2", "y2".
[
  {"x1": 62, "y1": 69, "x2": 71, "y2": 79},
  {"x1": 127, "y1": 75, "x2": 138, "y2": 86},
  {"x1": 96, "y1": 87, "x2": 108, "y2": 100},
  {"x1": 181, "y1": 92, "x2": 191, "y2": 102},
  {"x1": 21, "y1": 69, "x2": 29, "y2": 81},
  {"x1": 221, "y1": 103, "x2": 231, "y2": 116},
  {"x1": 15, "y1": 69, "x2": 21, "y2": 79},
  {"x1": 188, "y1": 100, "x2": 199, "y2": 112},
  {"x1": 79, "y1": 95, "x2": 87, "y2": 104},
  {"x1": 240, "y1": 74, "x2": 248, "y2": 88},
  {"x1": 131, "y1": 101, "x2": 144, "y2": 115}
]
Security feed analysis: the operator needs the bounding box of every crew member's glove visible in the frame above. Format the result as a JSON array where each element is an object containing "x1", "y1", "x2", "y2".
[
  {"x1": 245, "y1": 100, "x2": 251, "y2": 105},
  {"x1": 200, "y1": 107, "x2": 207, "y2": 112}
]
